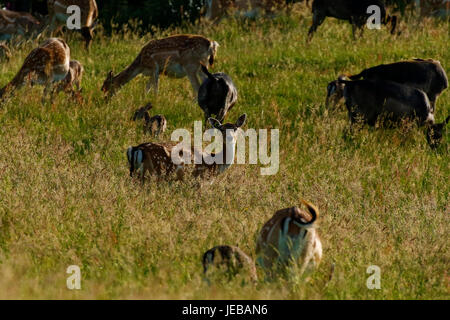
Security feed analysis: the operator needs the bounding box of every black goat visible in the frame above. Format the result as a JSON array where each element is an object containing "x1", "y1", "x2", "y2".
[
  {"x1": 308, "y1": 0, "x2": 397, "y2": 41},
  {"x1": 337, "y1": 79, "x2": 434, "y2": 127},
  {"x1": 426, "y1": 116, "x2": 449, "y2": 149},
  {"x1": 198, "y1": 65, "x2": 238, "y2": 124},
  {"x1": 348, "y1": 59, "x2": 449, "y2": 112}
]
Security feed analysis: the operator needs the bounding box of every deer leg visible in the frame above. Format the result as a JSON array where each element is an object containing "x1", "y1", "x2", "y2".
[
  {"x1": 146, "y1": 64, "x2": 159, "y2": 95},
  {"x1": 184, "y1": 65, "x2": 201, "y2": 95}
]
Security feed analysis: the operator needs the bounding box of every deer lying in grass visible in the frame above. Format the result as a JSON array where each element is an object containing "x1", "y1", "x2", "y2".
[
  {"x1": 131, "y1": 102, "x2": 167, "y2": 137},
  {"x1": 256, "y1": 200, "x2": 322, "y2": 277},
  {"x1": 126, "y1": 114, "x2": 247, "y2": 183},
  {"x1": 0, "y1": 9, "x2": 43, "y2": 41},
  {"x1": 102, "y1": 34, "x2": 219, "y2": 98},
  {"x1": 202, "y1": 245, "x2": 258, "y2": 283},
  {"x1": 198, "y1": 64, "x2": 238, "y2": 124},
  {"x1": 0, "y1": 38, "x2": 70, "y2": 101},
  {"x1": 47, "y1": 0, "x2": 98, "y2": 50}
]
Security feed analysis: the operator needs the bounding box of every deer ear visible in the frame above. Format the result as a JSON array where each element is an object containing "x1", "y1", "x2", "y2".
[
  {"x1": 208, "y1": 117, "x2": 221, "y2": 129},
  {"x1": 235, "y1": 114, "x2": 247, "y2": 128}
]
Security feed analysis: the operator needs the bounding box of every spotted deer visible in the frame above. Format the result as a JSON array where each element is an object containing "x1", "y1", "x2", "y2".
[
  {"x1": 256, "y1": 200, "x2": 322, "y2": 277},
  {"x1": 131, "y1": 102, "x2": 167, "y2": 137},
  {"x1": 126, "y1": 114, "x2": 247, "y2": 183},
  {"x1": 47, "y1": 0, "x2": 98, "y2": 49},
  {"x1": 0, "y1": 9, "x2": 43, "y2": 41},
  {"x1": 102, "y1": 34, "x2": 219, "y2": 98},
  {"x1": 56, "y1": 59, "x2": 84, "y2": 94},
  {"x1": 202, "y1": 245, "x2": 258, "y2": 282},
  {"x1": 0, "y1": 38, "x2": 70, "y2": 101}
]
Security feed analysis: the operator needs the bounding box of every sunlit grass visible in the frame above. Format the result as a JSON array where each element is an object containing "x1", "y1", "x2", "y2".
[{"x1": 0, "y1": 6, "x2": 448, "y2": 299}]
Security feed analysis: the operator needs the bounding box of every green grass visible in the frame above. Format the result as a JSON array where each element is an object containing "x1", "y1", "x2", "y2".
[{"x1": 0, "y1": 8, "x2": 448, "y2": 299}]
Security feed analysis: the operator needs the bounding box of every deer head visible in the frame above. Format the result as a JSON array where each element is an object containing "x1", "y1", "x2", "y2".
[{"x1": 206, "y1": 113, "x2": 247, "y2": 171}]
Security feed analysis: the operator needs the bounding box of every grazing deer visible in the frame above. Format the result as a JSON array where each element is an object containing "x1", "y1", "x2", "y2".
[
  {"x1": 131, "y1": 102, "x2": 167, "y2": 136},
  {"x1": 0, "y1": 9, "x2": 43, "y2": 41},
  {"x1": 0, "y1": 38, "x2": 70, "y2": 101},
  {"x1": 0, "y1": 42, "x2": 11, "y2": 61},
  {"x1": 47, "y1": 0, "x2": 98, "y2": 49},
  {"x1": 202, "y1": 245, "x2": 258, "y2": 282},
  {"x1": 198, "y1": 64, "x2": 238, "y2": 124},
  {"x1": 144, "y1": 113, "x2": 167, "y2": 137},
  {"x1": 56, "y1": 59, "x2": 84, "y2": 94},
  {"x1": 102, "y1": 34, "x2": 219, "y2": 98},
  {"x1": 126, "y1": 114, "x2": 247, "y2": 183},
  {"x1": 256, "y1": 200, "x2": 322, "y2": 277}
]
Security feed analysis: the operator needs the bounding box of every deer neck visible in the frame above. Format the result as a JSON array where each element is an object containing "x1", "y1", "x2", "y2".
[
  {"x1": 113, "y1": 58, "x2": 141, "y2": 89},
  {"x1": 217, "y1": 136, "x2": 237, "y2": 173}
]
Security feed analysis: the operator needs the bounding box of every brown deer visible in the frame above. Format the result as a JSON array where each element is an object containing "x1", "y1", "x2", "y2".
[
  {"x1": 0, "y1": 9, "x2": 43, "y2": 41},
  {"x1": 47, "y1": 0, "x2": 98, "y2": 49},
  {"x1": 126, "y1": 114, "x2": 247, "y2": 183},
  {"x1": 256, "y1": 200, "x2": 322, "y2": 277},
  {"x1": 56, "y1": 59, "x2": 84, "y2": 94},
  {"x1": 102, "y1": 34, "x2": 219, "y2": 98},
  {"x1": 0, "y1": 38, "x2": 70, "y2": 101},
  {"x1": 131, "y1": 102, "x2": 167, "y2": 137}
]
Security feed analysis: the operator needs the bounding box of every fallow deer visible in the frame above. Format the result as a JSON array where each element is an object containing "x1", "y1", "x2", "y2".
[
  {"x1": 126, "y1": 114, "x2": 247, "y2": 183},
  {"x1": 102, "y1": 34, "x2": 220, "y2": 98},
  {"x1": 47, "y1": 0, "x2": 98, "y2": 49},
  {"x1": 0, "y1": 9, "x2": 42, "y2": 41},
  {"x1": 0, "y1": 38, "x2": 70, "y2": 101},
  {"x1": 256, "y1": 200, "x2": 322, "y2": 277},
  {"x1": 131, "y1": 102, "x2": 167, "y2": 137},
  {"x1": 144, "y1": 113, "x2": 167, "y2": 137},
  {"x1": 56, "y1": 59, "x2": 84, "y2": 94},
  {"x1": 202, "y1": 245, "x2": 258, "y2": 282}
]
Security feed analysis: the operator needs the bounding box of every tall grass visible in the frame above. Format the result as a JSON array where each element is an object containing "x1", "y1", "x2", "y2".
[{"x1": 0, "y1": 7, "x2": 448, "y2": 299}]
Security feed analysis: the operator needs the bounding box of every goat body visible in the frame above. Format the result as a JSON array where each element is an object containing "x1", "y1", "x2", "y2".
[
  {"x1": 198, "y1": 65, "x2": 238, "y2": 123},
  {"x1": 349, "y1": 59, "x2": 449, "y2": 112},
  {"x1": 340, "y1": 79, "x2": 434, "y2": 127}
]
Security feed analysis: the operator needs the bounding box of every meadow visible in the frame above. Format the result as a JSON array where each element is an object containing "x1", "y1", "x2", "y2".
[{"x1": 0, "y1": 7, "x2": 448, "y2": 299}]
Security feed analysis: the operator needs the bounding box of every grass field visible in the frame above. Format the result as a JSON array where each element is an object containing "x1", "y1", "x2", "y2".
[{"x1": 0, "y1": 6, "x2": 448, "y2": 299}]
